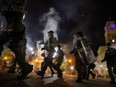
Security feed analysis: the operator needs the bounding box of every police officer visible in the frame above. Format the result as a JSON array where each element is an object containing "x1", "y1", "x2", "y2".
[
  {"x1": 0, "y1": 0, "x2": 33, "y2": 80},
  {"x1": 40, "y1": 48, "x2": 55, "y2": 76},
  {"x1": 36, "y1": 30, "x2": 62, "y2": 77},
  {"x1": 101, "y1": 43, "x2": 116, "y2": 84},
  {"x1": 71, "y1": 31, "x2": 93, "y2": 83}
]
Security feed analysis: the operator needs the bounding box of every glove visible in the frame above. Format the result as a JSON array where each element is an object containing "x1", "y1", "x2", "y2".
[
  {"x1": 70, "y1": 50, "x2": 74, "y2": 54},
  {"x1": 101, "y1": 60, "x2": 104, "y2": 63},
  {"x1": 41, "y1": 48, "x2": 45, "y2": 50}
]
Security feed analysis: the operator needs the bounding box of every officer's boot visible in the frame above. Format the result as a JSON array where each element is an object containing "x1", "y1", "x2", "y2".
[{"x1": 17, "y1": 64, "x2": 33, "y2": 80}]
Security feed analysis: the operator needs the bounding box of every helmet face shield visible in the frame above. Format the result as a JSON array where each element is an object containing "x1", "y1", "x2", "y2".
[
  {"x1": 48, "y1": 30, "x2": 54, "y2": 33},
  {"x1": 48, "y1": 30, "x2": 54, "y2": 37}
]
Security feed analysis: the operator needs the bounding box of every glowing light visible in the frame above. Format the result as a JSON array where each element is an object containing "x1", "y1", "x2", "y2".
[
  {"x1": 31, "y1": 51, "x2": 34, "y2": 54},
  {"x1": 35, "y1": 59, "x2": 39, "y2": 62},
  {"x1": 29, "y1": 47, "x2": 33, "y2": 51},
  {"x1": 109, "y1": 23, "x2": 115, "y2": 30},
  {"x1": 53, "y1": 52, "x2": 57, "y2": 58},
  {"x1": 70, "y1": 66, "x2": 74, "y2": 70},
  {"x1": 112, "y1": 39, "x2": 115, "y2": 42},
  {"x1": 4, "y1": 56, "x2": 7, "y2": 60},
  {"x1": 54, "y1": 47, "x2": 58, "y2": 51},
  {"x1": 68, "y1": 59, "x2": 72, "y2": 63},
  {"x1": 30, "y1": 62, "x2": 34, "y2": 65},
  {"x1": 106, "y1": 68, "x2": 108, "y2": 70},
  {"x1": 100, "y1": 65, "x2": 102, "y2": 68}
]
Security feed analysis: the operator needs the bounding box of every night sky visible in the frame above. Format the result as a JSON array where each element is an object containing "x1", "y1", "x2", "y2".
[
  {"x1": 1, "y1": 0, "x2": 116, "y2": 55},
  {"x1": 24, "y1": 0, "x2": 116, "y2": 55}
]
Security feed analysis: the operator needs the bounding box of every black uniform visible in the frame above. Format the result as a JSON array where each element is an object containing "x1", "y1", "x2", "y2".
[
  {"x1": 86, "y1": 63, "x2": 96, "y2": 80},
  {"x1": 102, "y1": 44, "x2": 116, "y2": 84},
  {"x1": 36, "y1": 31, "x2": 62, "y2": 77},
  {"x1": 71, "y1": 31, "x2": 92, "y2": 83},
  {"x1": 41, "y1": 50, "x2": 55, "y2": 76},
  {"x1": 0, "y1": 0, "x2": 33, "y2": 80}
]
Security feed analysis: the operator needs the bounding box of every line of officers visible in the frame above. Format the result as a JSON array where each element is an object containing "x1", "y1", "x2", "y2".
[
  {"x1": 4, "y1": 29, "x2": 96, "y2": 81},
  {"x1": 0, "y1": 0, "x2": 116, "y2": 83},
  {"x1": 33, "y1": 30, "x2": 96, "y2": 81},
  {"x1": 35, "y1": 30, "x2": 116, "y2": 84},
  {"x1": 0, "y1": 28, "x2": 96, "y2": 82},
  {"x1": 1, "y1": 29, "x2": 116, "y2": 84},
  {"x1": 70, "y1": 31, "x2": 116, "y2": 84}
]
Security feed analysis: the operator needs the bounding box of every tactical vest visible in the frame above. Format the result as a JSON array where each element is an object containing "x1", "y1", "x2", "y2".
[{"x1": 46, "y1": 37, "x2": 58, "y2": 49}]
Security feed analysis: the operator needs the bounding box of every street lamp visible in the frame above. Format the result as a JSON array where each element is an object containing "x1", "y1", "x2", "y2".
[
  {"x1": 68, "y1": 59, "x2": 72, "y2": 63},
  {"x1": 4, "y1": 56, "x2": 7, "y2": 60},
  {"x1": 100, "y1": 64, "x2": 103, "y2": 68},
  {"x1": 70, "y1": 66, "x2": 74, "y2": 70},
  {"x1": 31, "y1": 51, "x2": 34, "y2": 55},
  {"x1": 112, "y1": 39, "x2": 115, "y2": 42},
  {"x1": 29, "y1": 47, "x2": 33, "y2": 51}
]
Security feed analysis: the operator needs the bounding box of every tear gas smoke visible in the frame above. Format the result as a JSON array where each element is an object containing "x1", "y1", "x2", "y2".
[{"x1": 40, "y1": 7, "x2": 61, "y2": 42}]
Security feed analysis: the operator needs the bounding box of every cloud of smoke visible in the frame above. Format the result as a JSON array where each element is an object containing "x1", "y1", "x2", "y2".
[{"x1": 40, "y1": 7, "x2": 61, "y2": 42}]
